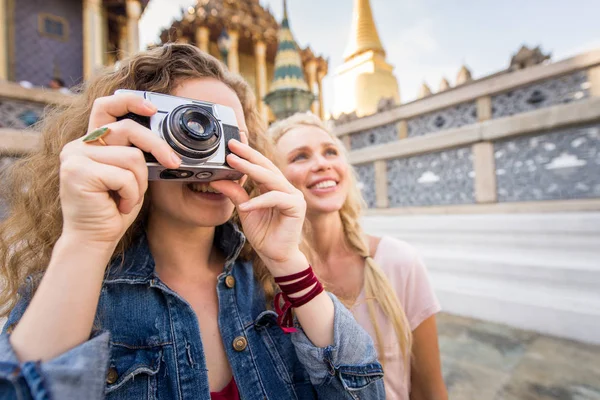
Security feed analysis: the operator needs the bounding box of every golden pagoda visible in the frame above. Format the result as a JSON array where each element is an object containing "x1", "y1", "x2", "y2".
[
  {"x1": 158, "y1": 0, "x2": 327, "y2": 123},
  {"x1": 332, "y1": 0, "x2": 399, "y2": 118}
]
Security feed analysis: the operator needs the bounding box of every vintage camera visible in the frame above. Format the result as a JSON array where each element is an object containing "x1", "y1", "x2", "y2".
[{"x1": 115, "y1": 89, "x2": 243, "y2": 182}]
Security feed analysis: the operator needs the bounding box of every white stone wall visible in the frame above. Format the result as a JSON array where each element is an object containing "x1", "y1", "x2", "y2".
[{"x1": 362, "y1": 212, "x2": 600, "y2": 345}]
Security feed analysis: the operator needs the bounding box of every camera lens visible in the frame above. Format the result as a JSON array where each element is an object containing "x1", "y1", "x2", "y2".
[{"x1": 164, "y1": 105, "x2": 221, "y2": 159}]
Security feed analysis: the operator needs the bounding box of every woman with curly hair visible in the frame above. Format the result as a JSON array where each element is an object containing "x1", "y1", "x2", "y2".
[{"x1": 0, "y1": 45, "x2": 385, "y2": 399}]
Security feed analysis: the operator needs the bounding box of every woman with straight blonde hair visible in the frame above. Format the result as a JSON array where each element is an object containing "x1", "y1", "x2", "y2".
[{"x1": 269, "y1": 112, "x2": 448, "y2": 400}]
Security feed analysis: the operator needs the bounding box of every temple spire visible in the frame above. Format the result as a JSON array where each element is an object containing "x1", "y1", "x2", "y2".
[{"x1": 343, "y1": 0, "x2": 385, "y2": 62}]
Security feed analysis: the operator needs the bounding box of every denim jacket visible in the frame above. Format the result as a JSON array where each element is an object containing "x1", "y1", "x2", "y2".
[{"x1": 0, "y1": 223, "x2": 384, "y2": 399}]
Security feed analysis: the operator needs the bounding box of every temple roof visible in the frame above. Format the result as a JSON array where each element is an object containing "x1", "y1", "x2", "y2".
[
  {"x1": 269, "y1": 0, "x2": 309, "y2": 92},
  {"x1": 343, "y1": 0, "x2": 385, "y2": 62},
  {"x1": 159, "y1": 0, "x2": 280, "y2": 60}
]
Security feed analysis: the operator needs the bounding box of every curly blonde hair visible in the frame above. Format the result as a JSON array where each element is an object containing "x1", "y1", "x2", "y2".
[
  {"x1": 0, "y1": 44, "x2": 277, "y2": 317},
  {"x1": 268, "y1": 112, "x2": 413, "y2": 369}
]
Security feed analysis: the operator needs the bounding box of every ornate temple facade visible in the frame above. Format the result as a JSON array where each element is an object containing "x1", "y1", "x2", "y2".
[
  {"x1": 332, "y1": 0, "x2": 400, "y2": 119},
  {"x1": 158, "y1": 0, "x2": 327, "y2": 123},
  {"x1": 0, "y1": 0, "x2": 148, "y2": 87}
]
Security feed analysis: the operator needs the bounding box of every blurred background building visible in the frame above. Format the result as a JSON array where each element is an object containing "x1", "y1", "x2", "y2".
[{"x1": 0, "y1": 0, "x2": 599, "y2": 398}]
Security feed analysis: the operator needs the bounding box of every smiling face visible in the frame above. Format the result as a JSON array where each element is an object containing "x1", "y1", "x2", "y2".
[
  {"x1": 148, "y1": 77, "x2": 248, "y2": 228},
  {"x1": 275, "y1": 125, "x2": 349, "y2": 216}
]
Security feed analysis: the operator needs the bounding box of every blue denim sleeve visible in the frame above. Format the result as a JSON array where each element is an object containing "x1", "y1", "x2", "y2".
[
  {"x1": 0, "y1": 276, "x2": 111, "y2": 400},
  {"x1": 291, "y1": 292, "x2": 385, "y2": 399}
]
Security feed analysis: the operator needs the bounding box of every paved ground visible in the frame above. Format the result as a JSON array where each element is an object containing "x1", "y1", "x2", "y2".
[{"x1": 437, "y1": 313, "x2": 600, "y2": 400}]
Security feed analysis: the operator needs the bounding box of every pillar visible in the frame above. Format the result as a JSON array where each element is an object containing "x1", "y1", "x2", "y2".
[
  {"x1": 589, "y1": 65, "x2": 600, "y2": 97},
  {"x1": 83, "y1": 0, "x2": 104, "y2": 79},
  {"x1": 125, "y1": 0, "x2": 141, "y2": 54},
  {"x1": 476, "y1": 96, "x2": 492, "y2": 122},
  {"x1": 317, "y1": 70, "x2": 326, "y2": 120},
  {"x1": 0, "y1": 0, "x2": 7, "y2": 80},
  {"x1": 306, "y1": 59, "x2": 318, "y2": 114},
  {"x1": 473, "y1": 95, "x2": 497, "y2": 203},
  {"x1": 227, "y1": 30, "x2": 239, "y2": 74},
  {"x1": 396, "y1": 120, "x2": 407, "y2": 139},
  {"x1": 196, "y1": 26, "x2": 210, "y2": 53},
  {"x1": 254, "y1": 40, "x2": 268, "y2": 122},
  {"x1": 473, "y1": 142, "x2": 497, "y2": 203},
  {"x1": 374, "y1": 160, "x2": 389, "y2": 208}
]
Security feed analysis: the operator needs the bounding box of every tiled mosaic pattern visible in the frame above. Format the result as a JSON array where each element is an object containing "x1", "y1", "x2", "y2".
[
  {"x1": 407, "y1": 102, "x2": 478, "y2": 138},
  {"x1": 495, "y1": 124, "x2": 600, "y2": 202},
  {"x1": 0, "y1": 98, "x2": 46, "y2": 129},
  {"x1": 387, "y1": 147, "x2": 475, "y2": 207},
  {"x1": 354, "y1": 163, "x2": 376, "y2": 208},
  {"x1": 14, "y1": 0, "x2": 84, "y2": 87},
  {"x1": 491, "y1": 70, "x2": 589, "y2": 119},
  {"x1": 350, "y1": 122, "x2": 398, "y2": 150}
]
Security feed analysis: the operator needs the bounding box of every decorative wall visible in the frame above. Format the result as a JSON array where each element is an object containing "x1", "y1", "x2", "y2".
[
  {"x1": 0, "y1": 98, "x2": 46, "y2": 129},
  {"x1": 350, "y1": 122, "x2": 397, "y2": 150},
  {"x1": 354, "y1": 163, "x2": 376, "y2": 208},
  {"x1": 14, "y1": 0, "x2": 84, "y2": 87},
  {"x1": 491, "y1": 70, "x2": 589, "y2": 119},
  {"x1": 495, "y1": 124, "x2": 600, "y2": 202},
  {"x1": 407, "y1": 102, "x2": 478, "y2": 138},
  {"x1": 387, "y1": 147, "x2": 475, "y2": 207}
]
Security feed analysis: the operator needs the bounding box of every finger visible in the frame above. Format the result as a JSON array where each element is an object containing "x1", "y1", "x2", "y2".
[
  {"x1": 62, "y1": 156, "x2": 141, "y2": 214},
  {"x1": 228, "y1": 139, "x2": 279, "y2": 173},
  {"x1": 81, "y1": 118, "x2": 181, "y2": 169},
  {"x1": 226, "y1": 153, "x2": 294, "y2": 193},
  {"x1": 209, "y1": 180, "x2": 250, "y2": 207},
  {"x1": 88, "y1": 93, "x2": 157, "y2": 132},
  {"x1": 238, "y1": 191, "x2": 301, "y2": 216},
  {"x1": 80, "y1": 145, "x2": 148, "y2": 202},
  {"x1": 239, "y1": 130, "x2": 249, "y2": 146}
]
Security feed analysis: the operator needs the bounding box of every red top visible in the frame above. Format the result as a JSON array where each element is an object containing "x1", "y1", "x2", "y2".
[{"x1": 210, "y1": 378, "x2": 240, "y2": 400}]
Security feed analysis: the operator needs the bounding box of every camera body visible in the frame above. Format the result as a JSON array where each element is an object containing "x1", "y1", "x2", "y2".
[{"x1": 115, "y1": 89, "x2": 243, "y2": 182}]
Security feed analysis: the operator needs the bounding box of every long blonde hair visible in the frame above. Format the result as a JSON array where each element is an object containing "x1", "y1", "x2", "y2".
[
  {"x1": 268, "y1": 112, "x2": 412, "y2": 368},
  {"x1": 0, "y1": 44, "x2": 278, "y2": 317}
]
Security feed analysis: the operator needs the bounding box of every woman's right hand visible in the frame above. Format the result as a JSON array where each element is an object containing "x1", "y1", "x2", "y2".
[{"x1": 58, "y1": 93, "x2": 181, "y2": 248}]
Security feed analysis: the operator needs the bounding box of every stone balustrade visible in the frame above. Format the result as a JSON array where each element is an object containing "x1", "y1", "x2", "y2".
[{"x1": 333, "y1": 49, "x2": 600, "y2": 212}]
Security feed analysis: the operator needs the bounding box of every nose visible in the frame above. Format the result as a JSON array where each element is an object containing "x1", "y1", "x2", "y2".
[{"x1": 311, "y1": 153, "x2": 332, "y2": 172}]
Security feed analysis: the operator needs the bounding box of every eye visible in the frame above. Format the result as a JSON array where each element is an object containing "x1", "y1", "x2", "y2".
[
  {"x1": 291, "y1": 153, "x2": 308, "y2": 162},
  {"x1": 325, "y1": 148, "x2": 338, "y2": 156}
]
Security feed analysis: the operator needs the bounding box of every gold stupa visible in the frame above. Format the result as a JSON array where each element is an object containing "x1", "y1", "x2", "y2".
[{"x1": 333, "y1": 0, "x2": 400, "y2": 118}]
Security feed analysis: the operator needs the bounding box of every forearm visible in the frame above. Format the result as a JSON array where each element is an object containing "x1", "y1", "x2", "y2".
[
  {"x1": 9, "y1": 234, "x2": 115, "y2": 362},
  {"x1": 267, "y1": 251, "x2": 335, "y2": 348}
]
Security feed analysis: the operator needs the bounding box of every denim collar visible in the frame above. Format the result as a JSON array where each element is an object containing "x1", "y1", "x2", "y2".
[{"x1": 105, "y1": 222, "x2": 246, "y2": 282}]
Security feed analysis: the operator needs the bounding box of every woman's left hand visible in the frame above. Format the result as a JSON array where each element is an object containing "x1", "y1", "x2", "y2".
[{"x1": 210, "y1": 139, "x2": 307, "y2": 274}]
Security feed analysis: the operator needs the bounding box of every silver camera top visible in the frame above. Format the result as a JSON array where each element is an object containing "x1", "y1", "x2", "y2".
[{"x1": 114, "y1": 89, "x2": 243, "y2": 182}]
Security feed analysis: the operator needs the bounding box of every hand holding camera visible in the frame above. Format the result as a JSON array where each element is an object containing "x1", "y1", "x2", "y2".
[{"x1": 58, "y1": 92, "x2": 181, "y2": 248}]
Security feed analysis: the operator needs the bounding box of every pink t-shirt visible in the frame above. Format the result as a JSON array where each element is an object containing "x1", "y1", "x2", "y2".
[{"x1": 351, "y1": 236, "x2": 441, "y2": 400}]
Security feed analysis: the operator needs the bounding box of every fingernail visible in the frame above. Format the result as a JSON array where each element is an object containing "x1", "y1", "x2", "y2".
[
  {"x1": 143, "y1": 100, "x2": 157, "y2": 112},
  {"x1": 239, "y1": 202, "x2": 249, "y2": 211},
  {"x1": 171, "y1": 152, "x2": 181, "y2": 166},
  {"x1": 228, "y1": 139, "x2": 240, "y2": 145}
]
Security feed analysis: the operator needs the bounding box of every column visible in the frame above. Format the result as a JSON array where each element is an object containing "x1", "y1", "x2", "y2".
[
  {"x1": 83, "y1": 0, "x2": 104, "y2": 79},
  {"x1": 118, "y1": 18, "x2": 127, "y2": 58},
  {"x1": 374, "y1": 160, "x2": 389, "y2": 208},
  {"x1": 473, "y1": 95, "x2": 497, "y2": 203},
  {"x1": 195, "y1": 26, "x2": 210, "y2": 53},
  {"x1": 0, "y1": 0, "x2": 7, "y2": 80},
  {"x1": 227, "y1": 30, "x2": 239, "y2": 74},
  {"x1": 125, "y1": 0, "x2": 141, "y2": 54},
  {"x1": 396, "y1": 120, "x2": 407, "y2": 139},
  {"x1": 254, "y1": 39, "x2": 268, "y2": 122},
  {"x1": 589, "y1": 65, "x2": 600, "y2": 97},
  {"x1": 305, "y1": 59, "x2": 318, "y2": 114},
  {"x1": 317, "y1": 70, "x2": 326, "y2": 119},
  {"x1": 473, "y1": 142, "x2": 497, "y2": 203}
]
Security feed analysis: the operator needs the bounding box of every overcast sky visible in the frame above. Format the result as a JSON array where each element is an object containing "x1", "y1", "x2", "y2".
[{"x1": 140, "y1": 0, "x2": 600, "y2": 116}]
